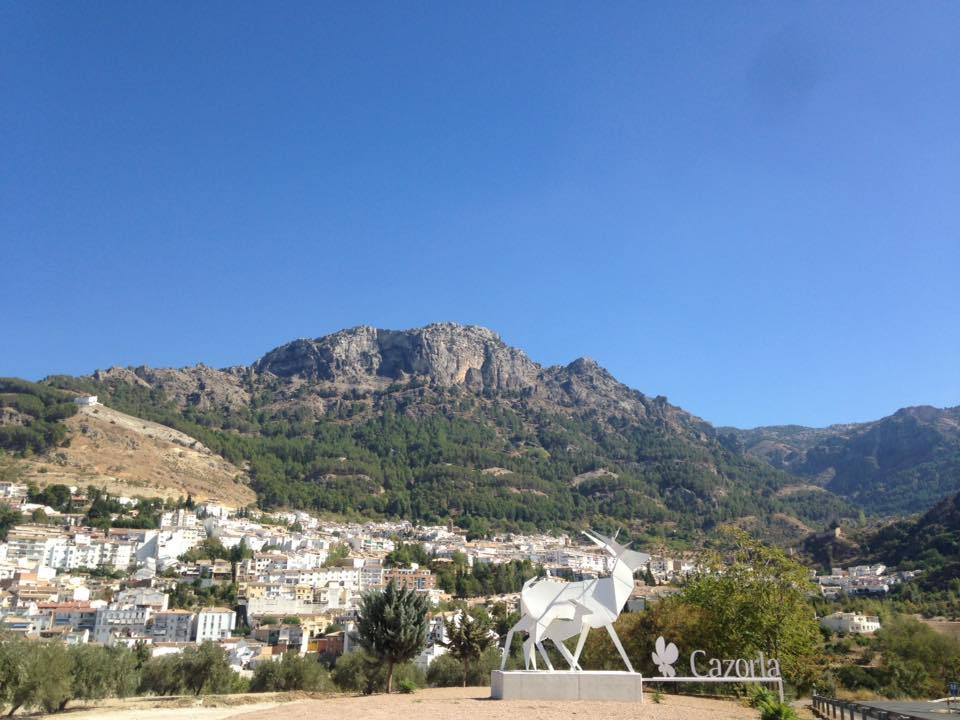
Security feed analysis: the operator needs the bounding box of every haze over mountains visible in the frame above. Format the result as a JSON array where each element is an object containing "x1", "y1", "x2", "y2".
[{"x1": 3, "y1": 323, "x2": 957, "y2": 542}]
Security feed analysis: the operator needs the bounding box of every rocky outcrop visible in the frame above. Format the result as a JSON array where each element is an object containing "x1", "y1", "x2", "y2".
[
  {"x1": 78, "y1": 323, "x2": 715, "y2": 445},
  {"x1": 254, "y1": 323, "x2": 539, "y2": 391},
  {"x1": 93, "y1": 364, "x2": 250, "y2": 411}
]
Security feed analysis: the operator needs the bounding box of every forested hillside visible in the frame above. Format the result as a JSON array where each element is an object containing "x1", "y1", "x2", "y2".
[
  {"x1": 864, "y1": 492, "x2": 960, "y2": 589},
  {"x1": 0, "y1": 378, "x2": 76, "y2": 454},
  {"x1": 726, "y1": 405, "x2": 960, "y2": 516},
  {"x1": 36, "y1": 324, "x2": 854, "y2": 541}
]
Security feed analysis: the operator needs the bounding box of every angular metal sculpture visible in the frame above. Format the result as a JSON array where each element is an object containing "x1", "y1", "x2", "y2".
[{"x1": 501, "y1": 530, "x2": 650, "y2": 672}]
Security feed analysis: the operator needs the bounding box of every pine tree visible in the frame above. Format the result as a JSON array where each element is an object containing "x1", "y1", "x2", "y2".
[
  {"x1": 442, "y1": 611, "x2": 496, "y2": 687},
  {"x1": 356, "y1": 581, "x2": 429, "y2": 693}
]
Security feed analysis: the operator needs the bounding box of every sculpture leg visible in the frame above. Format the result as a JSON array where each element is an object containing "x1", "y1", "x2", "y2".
[
  {"x1": 501, "y1": 627, "x2": 516, "y2": 670},
  {"x1": 571, "y1": 623, "x2": 591, "y2": 668},
  {"x1": 523, "y1": 636, "x2": 536, "y2": 669},
  {"x1": 553, "y1": 639, "x2": 580, "y2": 670},
  {"x1": 605, "y1": 623, "x2": 634, "y2": 673},
  {"x1": 536, "y1": 641, "x2": 554, "y2": 671}
]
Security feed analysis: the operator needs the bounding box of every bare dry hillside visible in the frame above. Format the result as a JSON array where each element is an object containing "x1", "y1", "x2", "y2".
[{"x1": 20, "y1": 404, "x2": 254, "y2": 507}]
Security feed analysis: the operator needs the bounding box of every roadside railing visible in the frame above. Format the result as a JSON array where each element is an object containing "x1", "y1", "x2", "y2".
[{"x1": 811, "y1": 694, "x2": 935, "y2": 720}]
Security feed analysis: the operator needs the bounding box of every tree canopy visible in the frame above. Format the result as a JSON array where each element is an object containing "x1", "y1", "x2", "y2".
[{"x1": 356, "y1": 581, "x2": 430, "y2": 692}]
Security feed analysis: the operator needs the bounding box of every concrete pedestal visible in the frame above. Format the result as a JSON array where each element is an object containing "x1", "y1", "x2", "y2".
[{"x1": 490, "y1": 670, "x2": 644, "y2": 702}]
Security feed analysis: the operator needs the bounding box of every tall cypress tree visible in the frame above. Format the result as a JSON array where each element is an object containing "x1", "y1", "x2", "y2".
[{"x1": 356, "y1": 581, "x2": 429, "y2": 692}]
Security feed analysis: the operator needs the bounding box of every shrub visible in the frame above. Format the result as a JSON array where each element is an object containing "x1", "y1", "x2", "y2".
[
  {"x1": 397, "y1": 678, "x2": 417, "y2": 694},
  {"x1": 0, "y1": 641, "x2": 74, "y2": 714},
  {"x1": 426, "y1": 655, "x2": 463, "y2": 687},
  {"x1": 251, "y1": 653, "x2": 331, "y2": 692},
  {"x1": 747, "y1": 685, "x2": 776, "y2": 708},
  {"x1": 139, "y1": 643, "x2": 243, "y2": 697},
  {"x1": 332, "y1": 651, "x2": 380, "y2": 694},
  {"x1": 758, "y1": 700, "x2": 798, "y2": 720},
  {"x1": 332, "y1": 651, "x2": 424, "y2": 695},
  {"x1": 140, "y1": 655, "x2": 185, "y2": 696}
]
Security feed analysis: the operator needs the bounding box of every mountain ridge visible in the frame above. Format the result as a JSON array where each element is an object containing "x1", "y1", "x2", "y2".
[
  {"x1": 30, "y1": 323, "x2": 847, "y2": 540},
  {"x1": 10, "y1": 322, "x2": 952, "y2": 536},
  {"x1": 725, "y1": 405, "x2": 960, "y2": 515}
]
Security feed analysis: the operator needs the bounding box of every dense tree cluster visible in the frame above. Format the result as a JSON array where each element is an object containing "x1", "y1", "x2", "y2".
[
  {"x1": 250, "y1": 652, "x2": 332, "y2": 692},
  {"x1": 44, "y1": 376, "x2": 855, "y2": 540},
  {"x1": 820, "y1": 614, "x2": 960, "y2": 698},
  {"x1": 0, "y1": 378, "x2": 76, "y2": 454}
]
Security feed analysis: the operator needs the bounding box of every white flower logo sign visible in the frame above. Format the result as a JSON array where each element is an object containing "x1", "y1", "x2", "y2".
[{"x1": 651, "y1": 636, "x2": 679, "y2": 677}]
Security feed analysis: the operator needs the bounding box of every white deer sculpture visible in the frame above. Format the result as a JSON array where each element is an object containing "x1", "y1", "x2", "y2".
[{"x1": 500, "y1": 530, "x2": 649, "y2": 672}]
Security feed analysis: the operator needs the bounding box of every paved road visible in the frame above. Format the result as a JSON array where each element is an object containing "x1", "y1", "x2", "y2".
[{"x1": 857, "y1": 699, "x2": 959, "y2": 719}]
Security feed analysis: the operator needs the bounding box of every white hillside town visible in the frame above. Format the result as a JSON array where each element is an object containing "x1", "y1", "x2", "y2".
[{"x1": 0, "y1": 481, "x2": 913, "y2": 678}]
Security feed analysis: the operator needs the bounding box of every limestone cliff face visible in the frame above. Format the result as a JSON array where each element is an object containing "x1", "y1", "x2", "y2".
[
  {"x1": 83, "y1": 323, "x2": 714, "y2": 443},
  {"x1": 254, "y1": 323, "x2": 539, "y2": 391}
]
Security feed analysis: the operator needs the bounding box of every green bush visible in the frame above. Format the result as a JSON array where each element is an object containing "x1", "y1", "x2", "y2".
[
  {"x1": 332, "y1": 652, "x2": 425, "y2": 695},
  {"x1": 139, "y1": 643, "x2": 243, "y2": 697},
  {"x1": 68, "y1": 645, "x2": 139, "y2": 706},
  {"x1": 250, "y1": 653, "x2": 331, "y2": 692},
  {"x1": 426, "y1": 655, "x2": 463, "y2": 687},
  {"x1": 747, "y1": 685, "x2": 776, "y2": 709},
  {"x1": 332, "y1": 651, "x2": 380, "y2": 694},
  {"x1": 397, "y1": 678, "x2": 417, "y2": 694},
  {"x1": 139, "y1": 655, "x2": 185, "y2": 696},
  {"x1": 756, "y1": 697, "x2": 798, "y2": 720}
]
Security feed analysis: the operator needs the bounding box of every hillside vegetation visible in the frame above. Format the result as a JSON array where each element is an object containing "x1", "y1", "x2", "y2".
[
  {"x1": 726, "y1": 405, "x2": 960, "y2": 515},
  {"x1": 41, "y1": 324, "x2": 854, "y2": 540},
  {"x1": 0, "y1": 378, "x2": 77, "y2": 453}
]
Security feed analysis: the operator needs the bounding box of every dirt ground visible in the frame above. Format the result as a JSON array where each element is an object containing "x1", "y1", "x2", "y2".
[
  {"x1": 51, "y1": 688, "x2": 782, "y2": 720},
  {"x1": 918, "y1": 617, "x2": 960, "y2": 640},
  {"x1": 20, "y1": 403, "x2": 254, "y2": 506}
]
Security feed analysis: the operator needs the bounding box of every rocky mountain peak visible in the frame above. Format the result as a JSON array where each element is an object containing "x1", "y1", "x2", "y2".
[
  {"x1": 566, "y1": 356, "x2": 601, "y2": 373},
  {"x1": 254, "y1": 323, "x2": 539, "y2": 391}
]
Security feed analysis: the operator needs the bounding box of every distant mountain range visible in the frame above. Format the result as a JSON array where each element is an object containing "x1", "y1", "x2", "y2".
[
  {"x1": 722, "y1": 405, "x2": 960, "y2": 515},
  {"x1": 2, "y1": 323, "x2": 956, "y2": 542}
]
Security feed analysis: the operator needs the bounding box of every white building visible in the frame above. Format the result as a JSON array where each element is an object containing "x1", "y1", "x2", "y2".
[
  {"x1": 151, "y1": 610, "x2": 195, "y2": 642},
  {"x1": 93, "y1": 604, "x2": 153, "y2": 644},
  {"x1": 194, "y1": 607, "x2": 236, "y2": 642},
  {"x1": 161, "y1": 509, "x2": 198, "y2": 529},
  {"x1": 360, "y1": 559, "x2": 384, "y2": 590},
  {"x1": 115, "y1": 587, "x2": 169, "y2": 611},
  {"x1": 73, "y1": 396, "x2": 98, "y2": 406},
  {"x1": 820, "y1": 612, "x2": 881, "y2": 635}
]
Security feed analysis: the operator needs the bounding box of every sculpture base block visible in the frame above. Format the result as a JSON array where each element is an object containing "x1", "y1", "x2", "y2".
[{"x1": 490, "y1": 670, "x2": 644, "y2": 702}]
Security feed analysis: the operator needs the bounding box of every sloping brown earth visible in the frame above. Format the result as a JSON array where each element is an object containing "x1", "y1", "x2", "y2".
[{"x1": 20, "y1": 404, "x2": 254, "y2": 507}]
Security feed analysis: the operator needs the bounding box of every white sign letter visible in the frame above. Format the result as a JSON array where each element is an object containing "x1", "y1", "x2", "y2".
[{"x1": 690, "y1": 650, "x2": 705, "y2": 677}]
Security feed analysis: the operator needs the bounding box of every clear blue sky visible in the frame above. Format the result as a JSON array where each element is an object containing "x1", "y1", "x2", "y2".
[{"x1": 2, "y1": 2, "x2": 958, "y2": 429}]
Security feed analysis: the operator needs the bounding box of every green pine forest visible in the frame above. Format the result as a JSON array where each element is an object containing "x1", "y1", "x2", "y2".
[{"x1": 32, "y1": 374, "x2": 855, "y2": 541}]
